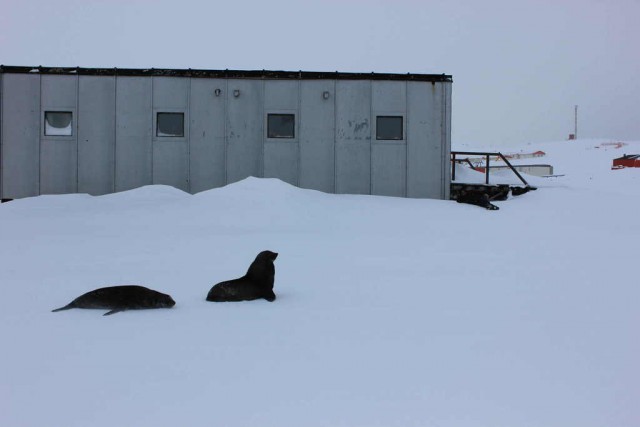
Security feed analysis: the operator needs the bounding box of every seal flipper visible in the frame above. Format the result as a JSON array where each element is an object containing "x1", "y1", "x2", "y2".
[
  {"x1": 103, "y1": 308, "x2": 125, "y2": 316},
  {"x1": 52, "y1": 303, "x2": 74, "y2": 312}
]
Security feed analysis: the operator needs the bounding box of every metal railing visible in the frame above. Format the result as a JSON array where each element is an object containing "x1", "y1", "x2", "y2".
[{"x1": 451, "y1": 151, "x2": 530, "y2": 187}]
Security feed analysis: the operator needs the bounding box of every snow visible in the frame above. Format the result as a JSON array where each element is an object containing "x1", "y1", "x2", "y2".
[{"x1": 1, "y1": 139, "x2": 638, "y2": 427}]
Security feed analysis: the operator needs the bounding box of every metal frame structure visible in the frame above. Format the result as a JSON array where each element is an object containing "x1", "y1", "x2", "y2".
[{"x1": 451, "y1": 151, "x2": 531, "y2": 186}]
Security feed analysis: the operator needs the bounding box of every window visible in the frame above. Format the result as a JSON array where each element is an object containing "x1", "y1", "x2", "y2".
[
  {"x1": 376, "y1": 116, "x2": 403, "y2": 140},
  {"x1": 267, "y1": 114, "x2": 295, "y2": 139},
  {"x1": 45, "y1": 111, "x2": 73, "y2": 136},
  {"x1": 156, "y1": 113, "x2": 184, "y2": 137}
]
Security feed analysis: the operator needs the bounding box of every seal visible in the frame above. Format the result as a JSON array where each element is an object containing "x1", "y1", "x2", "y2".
[
  {"x1": 510, "y1": 185, "x2": 535, "y2": 196},
  {"x1": 456, "y1": 189, "x2": 499, "y2": 210},
  {"x1": 206, "y1": 250, "x2": 278, "y2": 302},
  {"x1": 52, "y1": 285, "x2": 176, "y2": 316}
]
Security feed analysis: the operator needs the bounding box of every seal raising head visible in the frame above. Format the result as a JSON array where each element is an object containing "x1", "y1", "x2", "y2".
[{"x1": 206, "y1": 250, "x2": 278, "y2": 302}]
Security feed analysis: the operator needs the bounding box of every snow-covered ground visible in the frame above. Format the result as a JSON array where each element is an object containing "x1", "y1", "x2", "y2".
[{"x1": 1, "y1": 139, "x2": 638, "y2": 427}]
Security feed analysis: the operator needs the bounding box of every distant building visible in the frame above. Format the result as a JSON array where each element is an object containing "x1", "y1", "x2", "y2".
[
  {"x1": 612, "y1": 154, "x2": 640, "y2": 169},
  {"x1": 0, "y1": 66, "x2": 452, "y2": 201}
]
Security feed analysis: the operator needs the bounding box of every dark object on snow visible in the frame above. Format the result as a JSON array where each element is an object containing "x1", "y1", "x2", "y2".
[
  {"x1": 456, "y1": 189, "x2": 499, "y2": 210},
  {"x1": 207, "y1": 250, "x2": 278, "y2": 302},
  {"x1": 510, "y1": 186, "x2": 536, "y2": 196},
  {"x1": 52, "y1": 285, "x2": 176, "y2": 316},
  {"x1": 491, "y1": 187, "x2": 510, "y2": 201}
]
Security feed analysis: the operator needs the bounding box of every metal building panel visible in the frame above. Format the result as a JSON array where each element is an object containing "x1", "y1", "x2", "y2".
[
  {"x1": 152, "y1": 77, "x2": 189, "y2": 109},
  {"x1": 299, "y1": 80, "x2": 335, "y2": 193},
  {"x1": 40, "y1": 75, "x2": 78, "y2": 194},
  {"x1": 263, "y1": 80, "x2": 298, "y2": 185},
  {"x1": 41, "y1": 74, "x2": 77, "y2": 109},
  {"x1": 153, "y1": 139, "x2": 189, "y2": 191},
  {"x1": 370, "y1": 81, "x2": 407, "y2": 197},
  {"x1": 189, "y1": 78, "x2": 226, "y2": 193},
  {"x1": 115, "y1": 77, "x2": 152, "y2": 192},
  {"x1": 372, "y1": 143, "x2": 406, "y2": 197},
  {"x1": 264, "y1": 142, "x2": 297, "y2": 185},
  {"x1": 372, "y1": 81, "x2": 406, "y2": 112},
  {"x1": 442, "y1": 83, "x2": 452, "y2": 200},
  {"x1": 264, "y1": 80, "x2": 298, "y2": 110},
  {"x1": 78, "y1": 76, "x2": 115, "y2": 195},
  {"x1": 335, "y1": 80, "x2": 371, "y2": 195},
  {"x1": 407, "y1": 82, "x2": 443, "y2": 199},
  {"x1": 1, "y1": 74, "x2": 40, "y2": 199},
  {"x1": 152, "y1": 77, "x2": 189, "y2": 191},
  {"x1": 226, "y1": 79, "x2": 263, "y2": 184}
]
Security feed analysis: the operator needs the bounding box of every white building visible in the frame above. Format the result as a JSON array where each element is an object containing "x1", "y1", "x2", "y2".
[{"x1": 0, "y1": 66, "x2": 452, "y2": 201}]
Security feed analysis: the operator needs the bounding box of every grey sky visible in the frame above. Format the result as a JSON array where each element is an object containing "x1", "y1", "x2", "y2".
[{"x1": 2, "y1": 0, "x2": 638, "y2": 146}]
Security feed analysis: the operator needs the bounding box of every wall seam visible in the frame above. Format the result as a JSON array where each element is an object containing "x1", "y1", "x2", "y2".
[
  {"x1": 369, "y1": 80, "x2": 373, "y2": 195},
  {"x1": 75, "y1": 73, "x2": 79, "y2": 193},
  {"x1": 38, "y1": 74, "x2": 42, "y2": 195},
  {"x1": 187, "y1": 77, "x2": 192, "y2": 193},
  {"x1": 405, "y1": 80, "x2": 409, "y2": 198},
  {"x1": 151, "y1": 77, "x2": 154, "y2": 185},
  {"x1": 224, "y1": 78, "x2": 229, "y2": 185},
  {"x1": 297, "y1": 78, "x2": 301, "y2": 187},
  {"x1": 261, "y1": 79, "x2": 265, "y2": 178},
  {"x1": 445, "y1": 83, "x2": 452, "y2": 200},
  {"x1": 333, "y1": 79, "x2": 337, "y2": 194},
  {"x1": 441, "y1": 83, "x2": 447, "y2": 199},
  {"x1": 113, "y1": 74, "x2": 117, "y2": 193}
]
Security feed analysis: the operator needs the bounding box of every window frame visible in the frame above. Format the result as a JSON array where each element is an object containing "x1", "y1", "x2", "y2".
[
  {"x1": 155, "y1": 112, "x2": 186, "y2": 138},
  {"x1": 266, "y1": 112, "x2": 296, "y2": 140},
  {"x1": 375, "y1": 115, "x2": 405, "y2": 141},
  {"x1": 43, "y1": 110, "x2": 74, "y2": 137}
]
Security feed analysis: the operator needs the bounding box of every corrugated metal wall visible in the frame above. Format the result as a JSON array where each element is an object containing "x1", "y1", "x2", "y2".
[
  {"x1": 1, "y1": 73, "x2": 451, "y2": 200},
  {"x1": 79, "y1": 76, "x2": 116, "y2": 195},
  {"x1": 263, "y1": 79, "x2": 299, "y2": 186},
  {"x1": 335, "y1": 80, "x2": 371, "y2": 195},
  {"x1": 152, "y1": 77, "x2": 190, "y2": 191},
  {"x1": 372, "y1": 81, "x2": 407, "y2": 197},
  {"x1": 226, "y1": 80, "x2": 263, "y2": 185},
  {"x1": 190, "y1": 78, "x2": 226, "y2": 193},
  {"x1": 116, "y1": 77, "x2": 152, "y2": 192},
  {"x1": 2, "y1": 74, "x2": 40, "y2": 199},
  {"x1": 40, "y1": 75, "x2": 78, "y2": 194},
  {"x1": 299, "y1": 80, "x2": 335, "y2": 193}
]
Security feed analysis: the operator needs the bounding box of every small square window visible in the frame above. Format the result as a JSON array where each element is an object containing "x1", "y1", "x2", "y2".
[
  {"x1": 157, "y1": 113, "x2": 184, "y2": 137},
  {"x1": 376, "y1": 116, "x2": 403, "y2": 140},
  {"x1": 45, "y1": 111, "x2": 73, "y2": 136},
  {"x1": 268, "y1": 114, "x2": 295, "y2": 139}
]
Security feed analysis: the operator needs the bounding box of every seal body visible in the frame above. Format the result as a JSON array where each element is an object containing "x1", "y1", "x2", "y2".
[
  {"x1": 206, "y1": 250, "x2": 278, "y2": 302},
  {"x1": 510, "y1": 186, "x2": 534, "y2": 196},
  {"x1": 456, "y1": 189, "x2": 499, "y2": 210},
  {"x1": 52, "y1": 285, "x2": 176, "y2": 316}
]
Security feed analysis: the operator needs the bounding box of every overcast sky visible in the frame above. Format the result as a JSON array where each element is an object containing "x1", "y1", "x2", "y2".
[{"x1": 2, "y1": 0, "x2": 638, "y2": 147}]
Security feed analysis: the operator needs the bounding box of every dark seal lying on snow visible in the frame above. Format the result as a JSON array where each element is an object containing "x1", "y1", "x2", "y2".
[
  {"x1": 456, "y1": 189, "x2": 500, "y2": 210},
  {"x1": 52, "y1": 285, "x2": 176, "y2": 316},
  {"x1": 206, "y1": 250, "x2": 278, "y2": 302}
]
